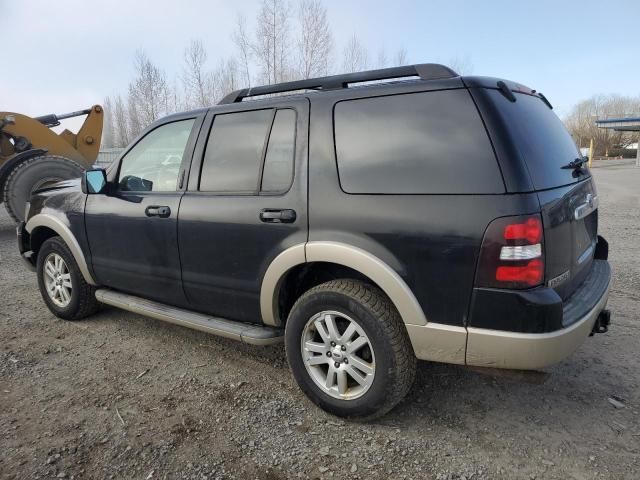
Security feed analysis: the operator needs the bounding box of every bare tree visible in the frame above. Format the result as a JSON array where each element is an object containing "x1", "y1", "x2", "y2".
[
  {"x1": 448, "y1": 55, "x2": 474, "y2": 75},
  {"x1": 128, "y1": 51, "x2": 169, "y2": 129},
  {"x1": 113, "y1": 95, "x2": 130, "y2": 147},
  {"x1": 393, "y1": 48, "x2": 407, "y2": 66},
  {"x1": 233, "y1": 14, "x2": 253, "y2": 88},
  {"x1": 376, "y1": 49, "x2": 388, "y2": 69},
  {"x1": 296, "y1": 0, "x2": 332, "y2": 79},
  {"x1": 182, "y1": 40, "x2": 214, "y2": 108},
  {"x1": 127, "y1": 90, "x2": 143, "y2": 140},
  {"x1": 254, "y1": 0, "x2": 290, "y2": 84},
  {"x1": 565, "y1": 94, "x2": 640, "y2": 155},
  {"x1": 168, "y1": 77, "x2": 185, "y2": 114},
  {"x1": 215, "y1": 58, "x2": 239, "y2": 99},
  {"x1": 110, "y1": 4, "x2": 438, "y2": 136},
  {"x1": 342, "y1": 34, "x2": 368, "y2": 73},
  {"x1": 101, "y1": 96, "x2": 115, "y2": 148}
]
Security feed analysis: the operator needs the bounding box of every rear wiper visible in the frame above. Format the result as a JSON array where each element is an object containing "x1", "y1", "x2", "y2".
[{"x1": 561, "y1": 157, "x2": 588, "y2": 170}]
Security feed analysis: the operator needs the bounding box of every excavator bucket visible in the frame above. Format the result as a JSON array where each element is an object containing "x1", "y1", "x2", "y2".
[{"x1": 0, "y1": 105, "x2": 103, "y2": 222}]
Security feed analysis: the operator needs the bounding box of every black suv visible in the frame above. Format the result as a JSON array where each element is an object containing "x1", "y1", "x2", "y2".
[{"x1": 17, "y1": 64, "x2": 611, "y2": 419}]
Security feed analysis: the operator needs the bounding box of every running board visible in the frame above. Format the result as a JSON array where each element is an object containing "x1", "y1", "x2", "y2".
[{"x1": 95, "y1": 289, "x2": 283, "y2": 346}]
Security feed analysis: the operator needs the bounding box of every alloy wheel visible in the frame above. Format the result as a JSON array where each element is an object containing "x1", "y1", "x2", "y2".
[
  {"x1": 300, "y1": 310, "x2": 376, "y2": 400},
  {"x1": 43, "y1": 253, "x2": 73, "y2": 308}
]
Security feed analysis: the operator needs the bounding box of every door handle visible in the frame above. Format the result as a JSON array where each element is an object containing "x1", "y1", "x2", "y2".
[
  {"x1": 574, "y1": 194, "x2": 598, "y2": 220},
  {"x1": 259, "y1": 208, "x2": 296, "y2": 223},
  {"x1": 145, "y1": 205, "x2": 171, "y2": 218}
]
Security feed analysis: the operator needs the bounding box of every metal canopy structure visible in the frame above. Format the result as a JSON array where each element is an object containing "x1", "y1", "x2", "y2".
[
  {"x1": 596, "y1": 117, "x2": 640, "y2": 166},
  {"x1": 596, "y1": 117, "x2": 640, "y2": 131}
]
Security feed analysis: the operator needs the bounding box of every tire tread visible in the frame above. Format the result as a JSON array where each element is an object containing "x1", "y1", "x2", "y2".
[
  {"x1": 288, "y1": 279, "x2": 416, "y2": 419},
  {"x1": 3, "y1": 155, "x2": 84, "y2": 222},
  {"x1": 37, "y1": 236, "x2": 99, "y2": 321}
]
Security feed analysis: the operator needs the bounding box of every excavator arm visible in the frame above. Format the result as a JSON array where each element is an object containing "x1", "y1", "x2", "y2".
[{"x1": 0, "y1": 105, "x2": 103, "y2": 167}]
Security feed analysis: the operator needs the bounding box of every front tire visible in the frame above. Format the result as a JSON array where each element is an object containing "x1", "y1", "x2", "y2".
[
  {"x1": 3, "y1": 155, "x2": 85, "y2": 222},
  {"x1": 36, "y1": 237, "x2": 99, "y2": 320},
  {"x1": 285, "y1": 279, "x2": 416, "y2": 419}
]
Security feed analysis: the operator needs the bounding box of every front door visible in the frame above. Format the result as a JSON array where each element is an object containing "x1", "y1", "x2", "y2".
[
  {"x1": 178, "y1": 98, "x2": 309, "y2": 323},
  {"x1": 85, "y1": 116, "x2": 201, "y2": 306}
]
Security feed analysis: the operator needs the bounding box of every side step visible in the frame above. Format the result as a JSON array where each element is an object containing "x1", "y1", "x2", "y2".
[{"x1": 95, "y1": 289, "x2": 283, "y2": 346}]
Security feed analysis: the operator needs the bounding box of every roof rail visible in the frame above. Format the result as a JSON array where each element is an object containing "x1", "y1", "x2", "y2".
[{"x1": 218, "y1": 63, "x2": 458, "y2": 104}]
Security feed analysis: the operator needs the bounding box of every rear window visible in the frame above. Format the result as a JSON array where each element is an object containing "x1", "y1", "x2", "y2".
[
  {"x1": 333, "y1": 90, "x2": 504, "y2": 194},
  {"x1": 488, "y1": 90, "x2": 588, "y2": 190}
]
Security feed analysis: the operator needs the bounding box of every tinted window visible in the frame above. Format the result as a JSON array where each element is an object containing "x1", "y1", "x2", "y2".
[
  {"x1": 489, "y1": 90, "x2": 587, "y2": 190},
  {"x1": 118, "y1": 119, "x2": 194, "y2": 192},
  {"x1": 200, "y1": 109, "x2": 273, "y2": 192},
  {"x1": 261, "y1": 109, "x2": 296, "y2": 192},
  {"x1": 333, "y1": 90, "x2": 503, "y2": 194}
]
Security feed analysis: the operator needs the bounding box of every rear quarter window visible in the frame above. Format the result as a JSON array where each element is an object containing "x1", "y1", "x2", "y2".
[
  {"x1": 261, "y1": 109, "x2": 296, "y2": 193},
  {"x1": 487, "y1": 90, "x2": 587, "y2": 190},
  {"x1": 333, "y1": 89, "x2": 504, "y2": 194}
]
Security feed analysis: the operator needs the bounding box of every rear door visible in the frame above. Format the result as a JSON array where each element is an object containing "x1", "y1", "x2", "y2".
[
  {"x1": 482, "y1": 89, "x2": 598, "y2": 298},
  {"x1": 178, "y1": 98, "x2": 309, "y2": 323}
]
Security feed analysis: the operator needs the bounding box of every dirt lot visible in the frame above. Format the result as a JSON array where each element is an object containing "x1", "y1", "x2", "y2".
[{"x1": 1, "y1": 163, "x2": 639, "y2": 480}]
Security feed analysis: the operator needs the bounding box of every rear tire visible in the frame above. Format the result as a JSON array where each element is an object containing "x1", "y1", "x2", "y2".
[
  {"x1": 36, "y1": 237, "x2": 99, "y2": 320},
  {"x1": 3, "y1": 155, "x2": 85, "y2": 222},
  {"x1": 285, "y1": 279, "x2": 416, "y2": 420}
]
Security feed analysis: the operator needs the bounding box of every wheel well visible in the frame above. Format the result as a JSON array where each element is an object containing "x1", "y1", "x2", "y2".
[
  {"x1": 276, "y1": 262, "x2": 382, "y2": 325},
  {"x1": 29, "y1": 227, "x2": 58, "y2": 258}
]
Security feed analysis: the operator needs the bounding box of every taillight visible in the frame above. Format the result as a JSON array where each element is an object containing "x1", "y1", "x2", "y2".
[
  {"x1": 496, "y1": 259, "x2": 543, "y2": 285},
  {"x1": 475, "y1": 215, "x2": 544, "y2": 289},
  {"x1": 504, "y1": 217, "x2": 542, "y2": 244}
]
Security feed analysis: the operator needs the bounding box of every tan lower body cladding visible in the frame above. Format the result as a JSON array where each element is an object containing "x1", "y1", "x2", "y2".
[{"x1": 260, "y1": 241, "x2": 608, "y2": 370}]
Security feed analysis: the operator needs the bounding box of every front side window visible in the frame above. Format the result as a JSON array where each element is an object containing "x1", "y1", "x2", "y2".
[{"x1": 118, "y1": 119, "x2": 195, "y2": 192}]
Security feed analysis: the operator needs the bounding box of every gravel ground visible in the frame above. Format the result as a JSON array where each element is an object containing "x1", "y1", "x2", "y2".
[{"x1": 1, "y1": 165, "x2": 639, "y2": 480}]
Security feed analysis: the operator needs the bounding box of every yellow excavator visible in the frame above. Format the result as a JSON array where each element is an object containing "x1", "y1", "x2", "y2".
[{"x1": 0, "y1": 106, "x2": 103, "y2": 222}]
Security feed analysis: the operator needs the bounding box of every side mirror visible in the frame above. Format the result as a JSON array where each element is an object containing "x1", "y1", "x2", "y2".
[{"x1": 82, "y1": 168, "x2": 108, "y2": 194}]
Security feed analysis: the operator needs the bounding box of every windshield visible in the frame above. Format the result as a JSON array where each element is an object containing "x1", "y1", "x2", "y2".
[{"x1": 489, "y1": 90, "x2": 589, "y2": 190}]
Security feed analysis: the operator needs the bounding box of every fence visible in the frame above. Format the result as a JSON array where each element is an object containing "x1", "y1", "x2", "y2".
[{"x1": 95, "y1": 148, "x2": 124, "y2": 167}]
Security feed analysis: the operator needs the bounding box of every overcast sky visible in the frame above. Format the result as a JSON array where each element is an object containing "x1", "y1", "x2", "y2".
[{"x1": 2, "y1": 0, "x2": 639, "y2": 131}]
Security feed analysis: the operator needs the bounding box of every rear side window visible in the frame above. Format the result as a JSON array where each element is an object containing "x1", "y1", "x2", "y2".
[
  {"x1": 488, "y1": 90, "x2": 587, "y2": 190},
  {"x1": 200, "y1": 109, "x2": 273, "y2": 192},
  {"x1": 333, "y1": 90, "x2": 503, "y2": 194},
  {"x1": 199, "y1": 108, "x2": 296, "y2": 193},
  {"x1": 261, "y1": 109, "x2": 296, "y2": 192}
]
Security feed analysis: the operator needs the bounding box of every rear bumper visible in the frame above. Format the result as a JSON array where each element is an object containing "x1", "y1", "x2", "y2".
[
  {"x1": 465, "y1": 261, "x2": 611, "y2": 370},
  {"x1": 469, "y1": 258, "x2": 611, "y2": 333}
]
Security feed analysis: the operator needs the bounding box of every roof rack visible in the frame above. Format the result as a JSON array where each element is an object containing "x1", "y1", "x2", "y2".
[{"x1": 218, "y1": 63, "x2": 458, "y2": 104}]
